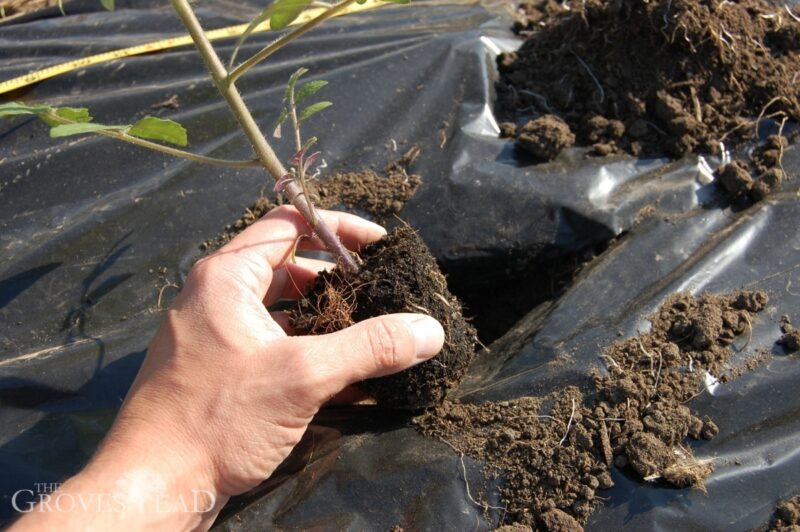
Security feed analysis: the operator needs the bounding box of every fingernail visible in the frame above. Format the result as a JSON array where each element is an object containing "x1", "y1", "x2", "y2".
[
  {"x1": 355, "y1": 217, "x2": 387, "y2": 236},
  {"x1": 400, "y1": 314, "x2": 444, "y2": 359}
]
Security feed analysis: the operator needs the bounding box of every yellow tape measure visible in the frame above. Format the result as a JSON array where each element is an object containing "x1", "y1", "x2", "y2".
[{"x1": 0, "y1": 1, "x2": 383, "y2": 96}]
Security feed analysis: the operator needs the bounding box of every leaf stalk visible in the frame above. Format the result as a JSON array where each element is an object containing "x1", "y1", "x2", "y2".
[{"x1": 170, "y1": 0, "x2": 359, "y2": 274}]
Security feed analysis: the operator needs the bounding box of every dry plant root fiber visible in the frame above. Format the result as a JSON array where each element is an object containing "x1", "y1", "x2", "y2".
[
  {"x1": 414, "y1": 290, "x2": 769, "y2": 530},
  {"x1": 291, "y1": 226, "x2": 477, "y2": 409}
]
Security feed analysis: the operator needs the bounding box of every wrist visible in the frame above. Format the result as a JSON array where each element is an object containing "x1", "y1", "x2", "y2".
[{"x1": 11, "y1": 414, "x2": 225, "y2": 531}]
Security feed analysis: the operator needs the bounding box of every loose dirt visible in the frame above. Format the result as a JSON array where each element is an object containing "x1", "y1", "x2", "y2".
[
  {"x1": 312, "y1": 147, "x2": 422, "y2": 224},
  {"x1": 200, "y1": 154, "x2": 421, "y2": 252},
  {"x1": 414, "y1": 290, "x2": 768, "y2": 530},
  {"x1": 292, "y1": 226, "x2": 477, "y2": 409},
  {"x1": 0, "y1": 0, "x2": 57, "y2": 20},
  {"x1": 496, "y1": 0, "x2": 800, "y2": 160}
]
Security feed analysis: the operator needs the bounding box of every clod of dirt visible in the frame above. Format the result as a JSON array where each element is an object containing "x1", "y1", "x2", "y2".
[
  {"x1": 753, "y1": 135, "x2": 790, "y2": 174},
  {"x1": 414, "y1": 290, "x2": 768, "y2": 528},
  {"x1": 715, "y1": 160, "x2": 753, "y2": 197},
  {"x1": 778, "y1": 329, "x2": 800, "y2": 353},
  {"x1": 496, "y1": 0, "x2": 800, "y2": 159},
  {"x1": 769, "y1": 494, "x2": 800, "y2": 530},
  {"x1": 292, "y1": 226, "x2": 477, "y2": 409},
  {"x1": 539, "y1": 509, "x2": 583, "y2": 532},
  {"x1": 516, "y1": 115, "x2": 576, "y2": 161},
  {"x1": 499, "y1": 121, "x2": 518, "y2": 139},
  {"x1": 712, "y1": 134, "x2": 790, "y2": 203},
  {"x1": 778, "y1": 316, "x2": 800, "y2": 353},
  {"x1": 750, "y1": 168, "x2": 785, "y2": 201}
]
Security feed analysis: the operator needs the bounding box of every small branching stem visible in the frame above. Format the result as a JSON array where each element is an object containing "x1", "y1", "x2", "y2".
[
  {"x1": 287, "y1": 81, "x2": 317, "y2": 224},
  {"x1": 41, "y1": 111, "x2": 261, "y2": 169},
  {"x1": 226, "y1": 0, "x2": 360, "y2": 85},
  {"x1": 171, "y1": 0, "x2": 359, "y2": 274}
]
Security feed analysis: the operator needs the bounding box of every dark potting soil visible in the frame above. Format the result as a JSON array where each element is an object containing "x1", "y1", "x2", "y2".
[
  {"x1": 199, "y1": 154, "x2": 422, "y2": 252},
  {"x1": 291, "y1": 226, "x2": 478, "y2": 409},
  {"x1": 497, "y1": 0, "x2": 800, "y2": 160},
  {"x1": 414, "y1": 290, "x2": 769, "y2": 530},
  {"x1": 768, "y1": 494, "x2": 800, "y2": 530}
]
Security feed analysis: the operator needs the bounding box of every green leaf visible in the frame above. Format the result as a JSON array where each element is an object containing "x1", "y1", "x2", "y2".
[
  {"x1": 50, "y1": 123, "x2": 126, "y2": 138},
  {"x1": 56, "y1": 107, "x2": 92, "y2": 122},
  {"x1": 302, "y1": 136, "x2": 318, "y2": 151},
  {"x1": 100, "y1": 0, "x2": 115, "y2": 10},
  {"x1": 128, "y1": 116, "x2": 188, "y2": 147},
  {"x1": 40, "y1": 106, "x2": 93, "y2": 126},
  {"x1": 295, "y1": 80, "x2": 328, "y2": 105},
  {"x1": 285, "y1": 67, "x2": 309, "y2": 100},
  {"x1": 298, "y1": 101, "x2": 332, "y2": 122},
  {"x1": 0, "y1": 102, "x2": 50, "y2": 118},
  {"x1": 381, "y1": 0, "x2": 411, "y2": 4},
  {"x1": 229, "y1": 0, "x2": 324, "y2": 69},
  {"x1": 229, "y1": 5, "x2": 276, "y2": 68},
  {"x1": 270, "y1": 0, "x2": 313, "y2": 30}
]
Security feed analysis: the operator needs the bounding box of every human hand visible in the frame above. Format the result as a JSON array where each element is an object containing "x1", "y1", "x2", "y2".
[{"x1": 12, "y1": 206, "x2": 444, "y2": 531}]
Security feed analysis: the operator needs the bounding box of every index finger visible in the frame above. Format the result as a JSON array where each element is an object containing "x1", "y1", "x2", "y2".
[{"x1": 220, "y1": 205, "x2": 386, "y2": 270}]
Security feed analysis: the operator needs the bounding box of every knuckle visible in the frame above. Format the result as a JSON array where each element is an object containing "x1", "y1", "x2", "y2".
[
  {"x1": 367, "y1": 318, "x2": 410, "y2": 370},
  {"x1": 186, "y1": 256, "x2": 218, "y2": 293},
  {"x1": 188, "y1": 252, "x2": 262, "y2": 295}
]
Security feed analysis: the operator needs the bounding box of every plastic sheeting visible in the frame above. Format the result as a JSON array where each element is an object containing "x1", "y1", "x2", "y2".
[{"x1": 0, "y1": 1, "x2": 798, "y2": 529}]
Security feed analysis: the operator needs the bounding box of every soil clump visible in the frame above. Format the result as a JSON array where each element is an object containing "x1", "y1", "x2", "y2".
[
  {"x1": 769, "y1": 494, "x2": 800, "y2": 530},
  {"x1": 292, "y1": 226, "x2": 477, "y2": 409},
  {"x1": 516, "y1": 115, "x2": 576, "y2": 160},
  {"x1": 714, "y1": 134, "x2": 789, "y2": 202},
  {"x1": 496, "y1": 0, "x2": 800, "y2": 160},
  {"x1": 414, "y1": 290, "x2": 768, "y2": 530},
  {"x1": 779, "y1": 315, "x2": 800, "y2": 352}
]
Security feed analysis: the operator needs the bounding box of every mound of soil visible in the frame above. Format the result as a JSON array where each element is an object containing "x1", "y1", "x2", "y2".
[
  {"x1": 292, "y1": 226, "x2": 478, "y2": 409},
  {"x1": 414, "y1": 290, "x2": 768, "y2": 530},
  {"x1": 769, "y1": 494, "x2": 800, "y2": 530},
  {"x1": 313, "y1": 146, "x2": 422, "y2": 224},
  {"x1": 496, "y1": 0, "x2": 800, "y2": 159}
]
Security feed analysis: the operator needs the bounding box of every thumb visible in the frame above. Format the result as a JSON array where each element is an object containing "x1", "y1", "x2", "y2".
[{"x1": 298, "y1": 313, "x2": 444, "y2": 394}]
